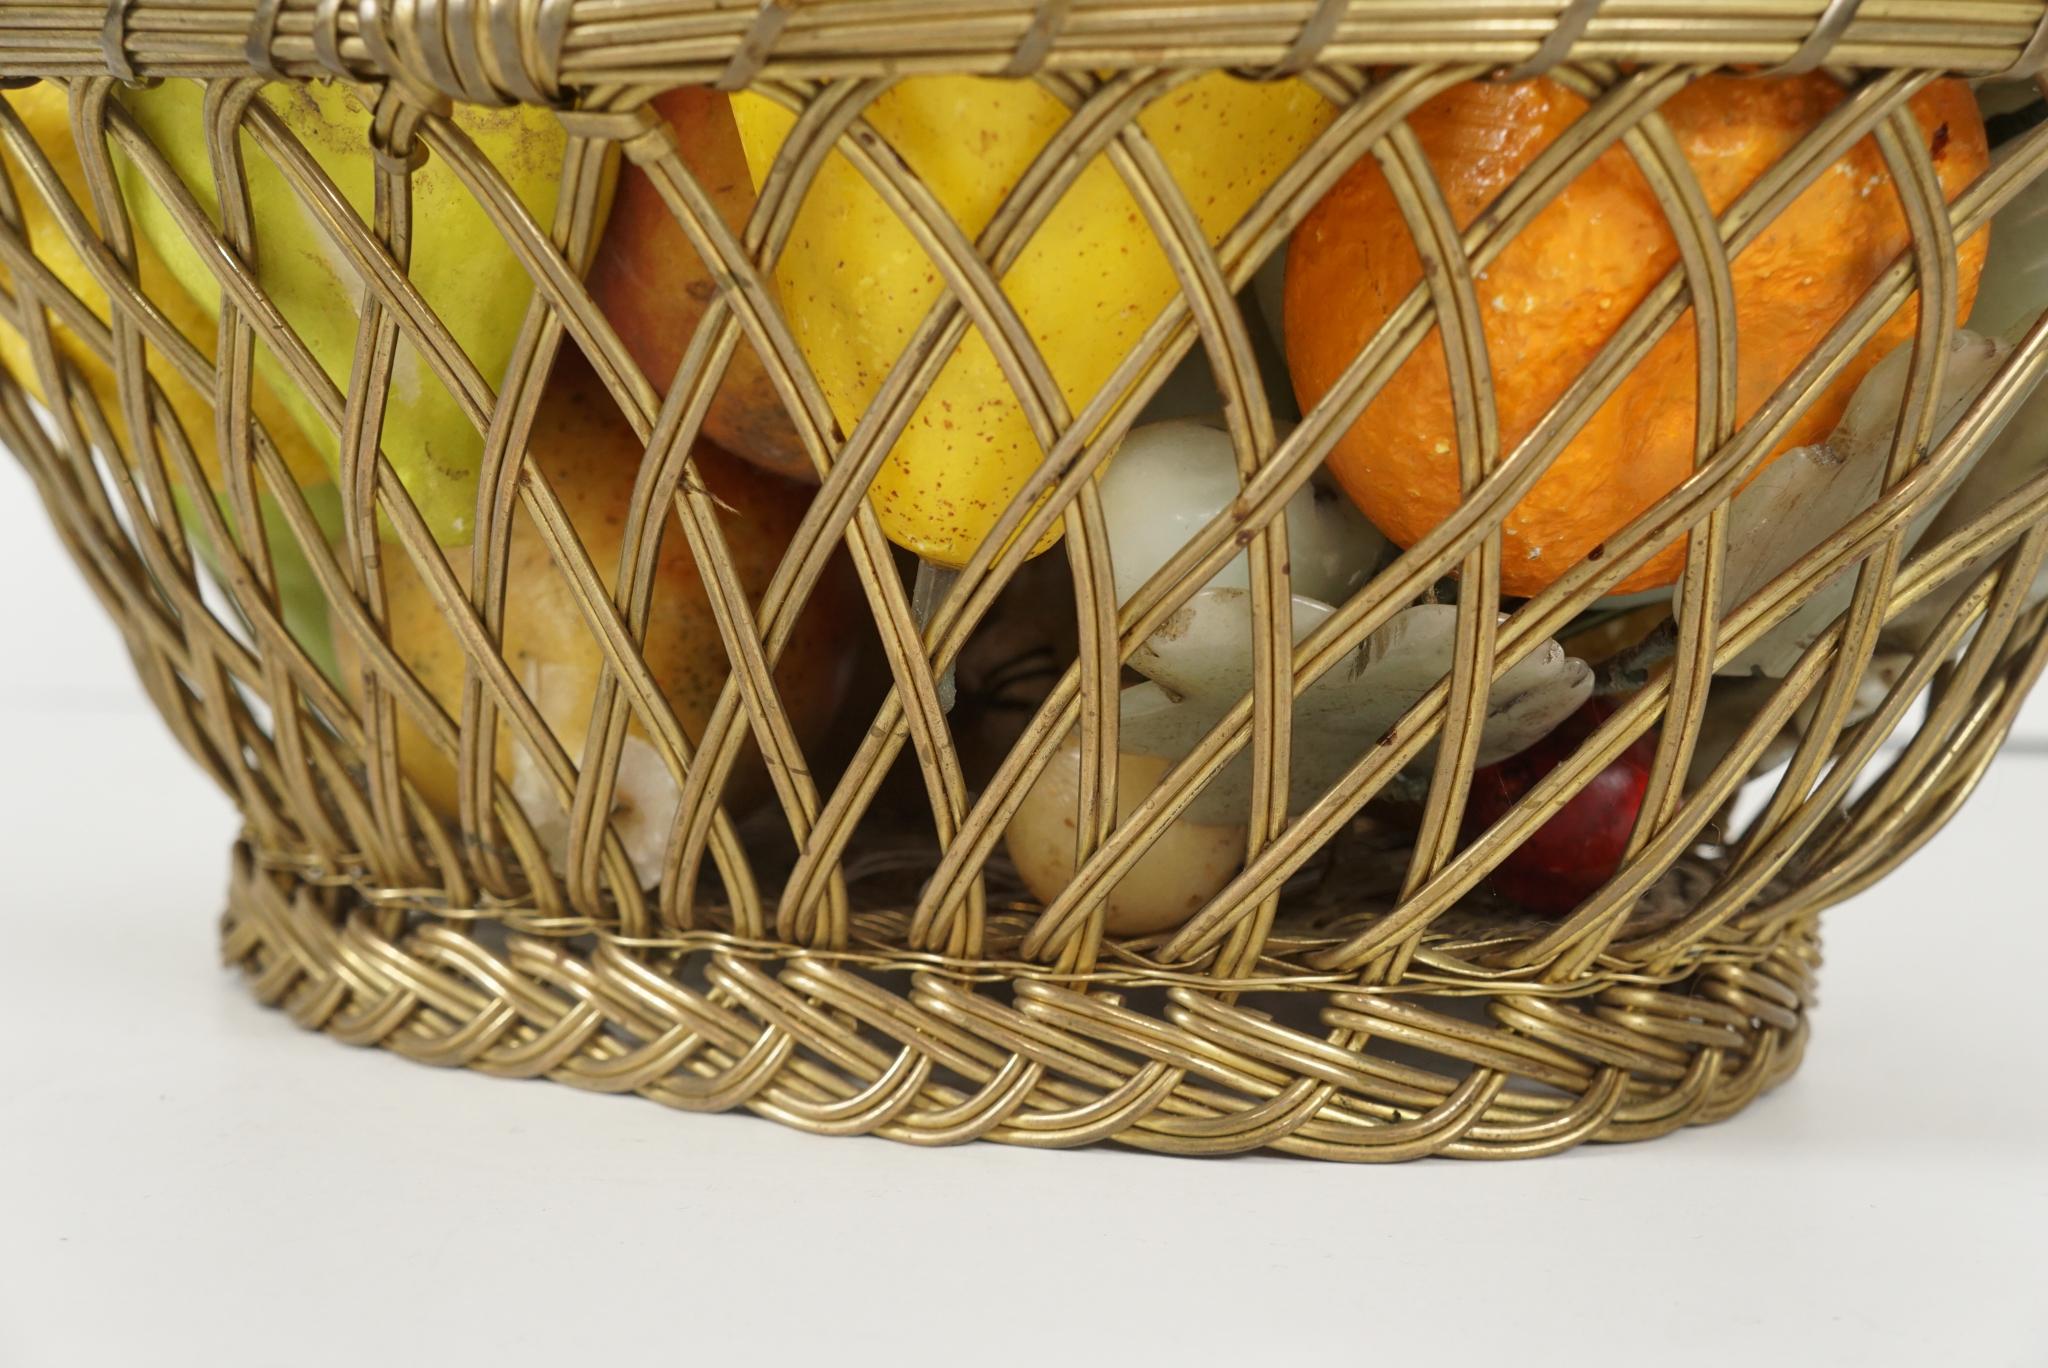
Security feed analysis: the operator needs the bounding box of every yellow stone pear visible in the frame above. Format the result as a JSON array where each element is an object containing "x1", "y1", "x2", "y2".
[
  {"x1": 114, "y1": 77, "x2": 590, "y2": 548},
  {"x1": 340, "y1": 359, "x2": 861, "y2": 885},
  {"x1": 2, "y1": 81, "x2": 340, "y2": 678}
]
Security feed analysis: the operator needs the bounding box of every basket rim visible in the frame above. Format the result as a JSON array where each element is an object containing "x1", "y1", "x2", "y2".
[{"x1": 5, "y1": 1, "x2": 2048, "y2": 109}]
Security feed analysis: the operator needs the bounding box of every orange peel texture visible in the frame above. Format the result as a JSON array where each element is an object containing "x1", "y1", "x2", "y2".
[{"x1": 1283, "y1": 75, "x2": 1989, "y2": 597}]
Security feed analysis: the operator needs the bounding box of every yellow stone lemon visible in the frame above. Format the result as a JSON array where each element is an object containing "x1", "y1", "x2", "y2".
[{"x1": 732, "y1": 74, "x2": 1334, "y2": 567}]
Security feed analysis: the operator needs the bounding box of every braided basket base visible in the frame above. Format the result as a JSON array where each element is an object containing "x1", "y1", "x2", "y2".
[{"x1": 220, "y1": 844, "x2": 1817, "y2": 1160}]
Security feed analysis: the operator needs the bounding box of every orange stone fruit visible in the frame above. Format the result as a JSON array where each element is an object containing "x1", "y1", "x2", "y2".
[{"x1": 1284, "y1": 74, "x2": 1988, "y2": 597}]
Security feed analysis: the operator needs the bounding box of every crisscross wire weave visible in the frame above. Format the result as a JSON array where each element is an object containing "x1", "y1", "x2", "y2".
[{"x1": 3, "y1": 0, "x2": 2048, "y2": 1158}]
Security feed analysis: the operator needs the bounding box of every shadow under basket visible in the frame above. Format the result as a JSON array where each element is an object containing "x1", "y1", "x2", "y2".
[{"x1": 10, "y1": 0, "x2": 2048, "y2": 1161}]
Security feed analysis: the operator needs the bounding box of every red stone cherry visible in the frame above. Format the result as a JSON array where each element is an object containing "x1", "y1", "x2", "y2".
[{"x1": 1461, "y1": 698, "x2": 1657, "y2": 915}]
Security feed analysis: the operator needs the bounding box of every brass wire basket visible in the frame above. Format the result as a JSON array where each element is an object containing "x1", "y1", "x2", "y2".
[{"x1": 6, "y1": 0, "x2": 2048, "y2": 1159}]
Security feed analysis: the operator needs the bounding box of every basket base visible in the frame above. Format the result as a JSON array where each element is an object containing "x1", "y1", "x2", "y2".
[{"x1": 219, "y1": 844, "x2": 1816, "y2": 1161}]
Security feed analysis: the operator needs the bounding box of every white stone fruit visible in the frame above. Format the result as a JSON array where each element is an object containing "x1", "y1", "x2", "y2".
[
  {"x1": 1120, "y1": 589, "x2": 1593, "y2": 824},
  {"x1": 1004, "y1": 733, "x2": 1247, "y2": 937},
  {"x1": 1717, "y1": 330, "x2": 2019, "y2": 676},
  {"x1": 1098, "y1": 417, "x2": 1386, "y2": 608},
  {"x1": 1968, "y1": 146, "x2": 2048, "y2": 341}
]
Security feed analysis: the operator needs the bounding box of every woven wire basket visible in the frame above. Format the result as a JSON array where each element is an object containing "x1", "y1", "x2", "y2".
[{"x1": 6, "y1": 0, "x2": 2048, "y2": 1159}]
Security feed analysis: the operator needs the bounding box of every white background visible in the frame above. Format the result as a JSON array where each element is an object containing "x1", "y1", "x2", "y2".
[{"x1": 2, "y1": 456, "x2": 2045, "y2": 1367}]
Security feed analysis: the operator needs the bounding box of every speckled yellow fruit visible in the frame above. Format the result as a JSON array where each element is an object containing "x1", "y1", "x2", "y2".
[
  {"x1": 732, "y1": 74, "x2": 1334, "y2": 567},
  {"x1": 1005, "y1": 733, "x2": 1247, "y2": 937},
  {"x1": 115, "y1": 77, "x2": 587, "y2": 548}
]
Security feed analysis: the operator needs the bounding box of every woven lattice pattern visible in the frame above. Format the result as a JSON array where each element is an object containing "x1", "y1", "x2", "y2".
[{"x1": 6, "y1": 2, "x2": 2048, "y2": 1157}]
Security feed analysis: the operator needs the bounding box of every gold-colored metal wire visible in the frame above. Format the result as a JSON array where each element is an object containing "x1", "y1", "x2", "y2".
[{"x1": 4, "y1": 0, "x2": 2048, "y2": 1159}]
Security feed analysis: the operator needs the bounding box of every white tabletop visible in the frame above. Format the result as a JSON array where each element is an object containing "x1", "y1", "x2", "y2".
[{"x1": 3, "y1": 460, "x2": 2045, "y2": 1368}]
